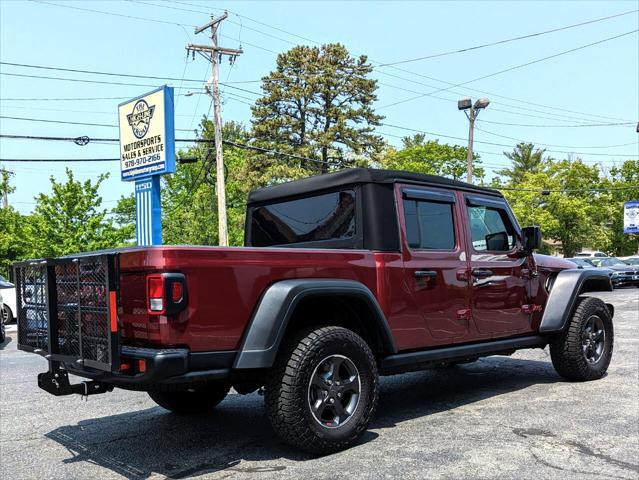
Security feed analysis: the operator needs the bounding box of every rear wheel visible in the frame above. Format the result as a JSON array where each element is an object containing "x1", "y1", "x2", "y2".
[
  {"x1": 265, "y1": 326, "x2": 378, "y2": 455},
  {"x1": 148, "y1": 384, "x2": 230, "y2": 414},
  {"x1": 550, "y1": 297, "x2": 613, "y2": 381},
  {"x1": 1, "y1": 305, "x2": 11, "y2": 325}
]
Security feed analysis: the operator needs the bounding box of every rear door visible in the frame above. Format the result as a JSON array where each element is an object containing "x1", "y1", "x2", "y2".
[
  {"x1": 464, "y1": 195, "x2": 531, "y2": 335},
  {"x1": 397, "y1": 185, "x2": 471, "y2": 345}
]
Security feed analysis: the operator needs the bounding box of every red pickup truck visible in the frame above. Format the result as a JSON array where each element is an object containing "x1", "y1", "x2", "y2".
[{"x1": 15, "y1": 168, "x2": 614, "y2": 454}]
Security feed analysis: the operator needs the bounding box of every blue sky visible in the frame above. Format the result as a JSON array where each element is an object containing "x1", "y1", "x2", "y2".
[{"x1": 1, "y1": 0, "x2": 637, "y2": 214}]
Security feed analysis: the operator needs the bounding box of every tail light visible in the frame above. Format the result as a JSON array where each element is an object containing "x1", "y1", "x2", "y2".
[{"x1": 146, "y1": 273, "x2": 188, "y2": 315}]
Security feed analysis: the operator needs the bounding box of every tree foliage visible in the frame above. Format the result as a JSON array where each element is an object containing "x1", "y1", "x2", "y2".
[
  {"x1": 496, "y1": 142, "x2": 549, "y2": 184},
  {"x1": 251, "y1": 43, "x2": 384, "y2": 174},
  {"x1": 502, "y1": 159, "x2": 638, "y2": 257},
  {"x1": 380, "y1": 135, "x2": 485, "y2": 181},
  {"x1": 26, "y1": 169, "x2": 132, "y2": 258}
]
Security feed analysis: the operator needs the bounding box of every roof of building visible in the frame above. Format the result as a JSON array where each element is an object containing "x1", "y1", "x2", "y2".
[{"x1": 248, "y1": 167, "x2": 502, "y2": 204}]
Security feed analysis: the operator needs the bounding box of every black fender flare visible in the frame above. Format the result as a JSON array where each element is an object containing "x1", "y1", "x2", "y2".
[
  {"x1": 539, "y1": 269, "x2": 613, "y2": 333},
  {"x1": 233, "y1": 279, "x2": 397, "y2": 369}
]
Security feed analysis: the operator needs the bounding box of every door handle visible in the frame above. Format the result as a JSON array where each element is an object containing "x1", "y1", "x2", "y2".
[
  {"x1": 472, "y1": 268, "x2": 493, "y2": 279},
  {"x1": 414, "y1": 270, "x2": 437, "y2": 280}
]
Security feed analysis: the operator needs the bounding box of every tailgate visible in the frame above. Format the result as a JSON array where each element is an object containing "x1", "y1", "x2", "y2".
[{"x1": 14, "y1": 254, "x2": 120, "y2": 372}]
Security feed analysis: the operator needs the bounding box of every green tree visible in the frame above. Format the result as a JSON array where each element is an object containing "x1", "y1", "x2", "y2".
[
  {"x1": 251, "y1": 43, "x2": 384, "y2": 174},
  {"x1": 27, "y1": 169, "x2": 130, "y2": 257},
  {"x1": 503, "y1": 159, "x2": 607, "y2": 257},
  {"x1": 596, "y1": 160, "x2": 639, "y2": 255},
  {"x1": 380, "y1": 135, "x2": 485, "y2": 181},
  {"x1": 497, "y1": 142, "x2": 549, "y2": 184},
  {"x1": 0, "y1": 171, "x2": 28, "y2": 276},
  {"x1": 160, "y1": 120, "x2": 254, "y2": 246}
]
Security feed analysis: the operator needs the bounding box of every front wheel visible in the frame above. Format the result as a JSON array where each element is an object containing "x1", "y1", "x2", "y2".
[
  {"x1": 265, "y1": 326, "x2": 379, "y2": 455},
  {"x1": 549, "y1": 296, "x2": 613, "y2": 381},
  {"x1": 148, "y1": 383, "x2": 230, "y2": 414}
]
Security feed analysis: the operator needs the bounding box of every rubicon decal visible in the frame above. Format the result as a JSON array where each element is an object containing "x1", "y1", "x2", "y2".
[{"x1": 127, "y1": 100, "x2": 155, "y2": 139}]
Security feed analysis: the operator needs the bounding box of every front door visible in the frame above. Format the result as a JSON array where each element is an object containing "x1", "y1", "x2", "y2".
[
  {"x1": 398, "y1": 185, "x2": 471, "y2": 345},
  {"x1": 464, "y1": 194, "x2": 531, "y2": 335}
]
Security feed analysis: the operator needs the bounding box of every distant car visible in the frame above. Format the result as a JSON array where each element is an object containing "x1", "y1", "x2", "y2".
[
  {"x1": 0, "y1": 275, "x2": 16, "y2": 325},
  {"x1": 0, "y1": 291, "x2": 5, "y2": 343},
  {"x1": 594, "y1": 257, "x2": 639, "y2": 287},
  {"x1": 620, "y1": 256, "x2": 639, "y2": 266},
  {"x1": 565, "y1": 258, "x2": 597, "y2": 269},
  {"x1": 574, "y1": 251, "x2": 608, "y2": 258}
]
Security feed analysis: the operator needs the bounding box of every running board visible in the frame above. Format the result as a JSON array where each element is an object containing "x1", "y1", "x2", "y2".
[{"x1": 379, "y1": 335, "x2": 547, "y2": 375}]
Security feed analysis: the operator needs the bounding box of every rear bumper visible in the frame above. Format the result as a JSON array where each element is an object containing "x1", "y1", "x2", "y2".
[{"x1": 65, "y1": 346, "x2": 236, "y2": 388}]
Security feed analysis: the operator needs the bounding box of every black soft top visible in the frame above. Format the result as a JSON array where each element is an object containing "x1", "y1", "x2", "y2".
[{"x1": 248, "y1": 167, "x2": 501, "y2": 204}]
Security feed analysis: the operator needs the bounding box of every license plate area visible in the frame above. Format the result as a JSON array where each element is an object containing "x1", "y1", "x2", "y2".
[{"x1": 14, "y1": 254, "x2": 119, "y2": 372}]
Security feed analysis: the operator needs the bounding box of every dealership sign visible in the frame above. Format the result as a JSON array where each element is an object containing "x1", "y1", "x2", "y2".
[
  {"x1": 118, "y1": 86, "x2": 175, "y2": 182},
  {"x1": 623, "y1": 201, "x2": 639, "y2": 234},
  {"x1": 119, "y1": 86, "x2": 175, "y2": 246}
]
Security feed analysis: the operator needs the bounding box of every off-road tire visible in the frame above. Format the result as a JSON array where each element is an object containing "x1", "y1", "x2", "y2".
[
  {"x1": 549, "y1": 296, "x2": 613, "y2": 381},
  {"x1": 148, "y1": 383, "x2": 230, "y2": 414},
  {"x1": 2, "y1": 304, "x2": 12, "y2": 325},
  {"x1": 265, "y1": 326, "x2": 379, "y2": 455}
]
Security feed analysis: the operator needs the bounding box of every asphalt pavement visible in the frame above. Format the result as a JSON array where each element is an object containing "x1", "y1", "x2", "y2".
[{"x1": 1, "y1": 289, "x2": 638, "y2": 480}]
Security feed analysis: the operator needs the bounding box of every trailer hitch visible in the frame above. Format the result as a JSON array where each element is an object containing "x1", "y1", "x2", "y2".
[{"x1": 38, "y1": 362, "x2": 113, "y2": 397}]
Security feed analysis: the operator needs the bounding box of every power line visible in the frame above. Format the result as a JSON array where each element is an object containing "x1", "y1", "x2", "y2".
[
  {"x1": 0, "y1": 70, "x2": 262, "y2": 96},
  {"x1": 0, "y1": 96, "x2": 129, "y2": 102},
  {"x1": 0, "y1": 115, "x2": 194, "y2": 132},
  {"x1": 0, "y1": 134, "x2": 333, "y2": 165},
  {"x1": 32, "y1": 0, "x2": 633, "y2": 124},
  {"x1": 498, "y1": 185, "x2": 639, "y2": 193},
  {"x1": 376, "y1": 9, "x2": 638, "y2": 67},
  {"x1": 380, "y1": 123, "x2": 639, "y2": 157},
  {"x1": 182, "y1": 4, "x2": 636, "y2": 124},
  {"x1": 472, "y1": 125, "x2": 639, "y2": 149},
  {"x1": 33, "y1": 0, "x2": 196, "y2": 28},
  {"x1": 378, "y1": 29, "x2": 639, "y2": 109},
  {"x1": 5, "y1": 113, "x2": 637, "y2": 150},
  {"x1": 476, "y1": 119, "x2": 636, "y2": 128},
  {"x1": 0, "y1": 61, "x2": 262, "y2": 86}
]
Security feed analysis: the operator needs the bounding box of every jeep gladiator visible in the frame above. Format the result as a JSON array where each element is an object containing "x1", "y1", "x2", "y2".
[{"x1": 14, "y1": 168, "x2": 614, "y2": 454}]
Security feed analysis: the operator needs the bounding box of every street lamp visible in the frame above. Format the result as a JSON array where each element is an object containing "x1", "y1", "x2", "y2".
[{"x1": 458, "y1": 97, "x2": 490, "y2": 183}]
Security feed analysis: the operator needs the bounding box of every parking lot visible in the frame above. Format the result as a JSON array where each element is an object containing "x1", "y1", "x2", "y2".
[{"x1": 0, "y1": 288, "x2": 637, "y2": 480}]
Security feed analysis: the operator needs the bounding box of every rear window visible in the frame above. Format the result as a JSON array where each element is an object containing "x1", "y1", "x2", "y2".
[{"x1": 250, "y1": 190, "x2": 356, "y2": 247}]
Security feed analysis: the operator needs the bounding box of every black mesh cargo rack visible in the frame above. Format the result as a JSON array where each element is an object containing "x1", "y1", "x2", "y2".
[{"x1": 14, "y1": 254, "x2": 120, "y2": 372}]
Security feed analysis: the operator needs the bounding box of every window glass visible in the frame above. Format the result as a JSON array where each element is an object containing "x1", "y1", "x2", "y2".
[
  {"x1": 403, "y1": 199, "x2": 456, "y2": 250},
  {"x1": 251, "y1": 190, "x2": 356, "y2": 246},
  {"x1": 468, "y1": 205, "x2": 516, "y2": 251}
]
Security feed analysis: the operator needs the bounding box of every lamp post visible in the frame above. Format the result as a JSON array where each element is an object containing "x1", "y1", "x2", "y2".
[{"x1": 458, "y1": 97, "x2": 490, "y2": 183}]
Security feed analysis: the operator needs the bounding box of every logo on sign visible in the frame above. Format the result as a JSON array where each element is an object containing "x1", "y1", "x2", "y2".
[{"x1": 127, "y1": 100, "x2": 155, "y2": 139}]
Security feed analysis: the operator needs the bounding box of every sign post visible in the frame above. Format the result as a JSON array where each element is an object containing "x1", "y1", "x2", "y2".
[{"x1": 118, "y1": 86, "x2": 175, "y2": 246}]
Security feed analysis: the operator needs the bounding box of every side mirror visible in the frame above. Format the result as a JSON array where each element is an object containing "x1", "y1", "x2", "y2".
[{"x1": 522, "y1": 226, "x2": 542, "y2": 252}]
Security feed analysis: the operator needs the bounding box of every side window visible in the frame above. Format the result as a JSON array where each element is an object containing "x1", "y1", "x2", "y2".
[
  {"x1": 467, "y1": 205, "x2": 517, "y2": 252},
  {"x1": 403, "y1": 199, "x2": 456, "y2": 250}
]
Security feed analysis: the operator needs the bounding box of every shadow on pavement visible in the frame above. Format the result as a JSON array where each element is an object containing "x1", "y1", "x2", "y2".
[
  {"x1": 45, "y1": 356, "x2": 560, "y2": 479},
  {"x1": 0, "y1": 335, "x2": 12, "y2": 350}
]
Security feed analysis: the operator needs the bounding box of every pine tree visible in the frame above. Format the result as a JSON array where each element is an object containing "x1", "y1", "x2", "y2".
[{"x1": 251, "y1": 43, "x2": 384, "y2": 174}]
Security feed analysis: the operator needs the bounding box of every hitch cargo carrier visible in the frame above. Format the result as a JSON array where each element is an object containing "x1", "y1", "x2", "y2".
[{"x1": 14, "y1": 253, "x2": 120, "y2": 372}]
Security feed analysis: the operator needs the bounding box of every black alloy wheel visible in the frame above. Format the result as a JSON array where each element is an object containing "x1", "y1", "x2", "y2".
[{"x1": 308, "y1": 354, "x2": 361, "y2": 428}]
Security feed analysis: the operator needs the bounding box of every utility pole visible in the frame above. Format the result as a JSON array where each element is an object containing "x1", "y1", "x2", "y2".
[
  {"x1": 458, "y1": 97, "x2": 490, "y2": 184},
  {"x1": 187, "y1": 12, "x2": 242, "y2": 246},
  {"x1": 0, "y1": 168, "x2": 14, "y2": 208},
  {"x1": 466, "y1": 108, "x2": 475, "y2": 184}
]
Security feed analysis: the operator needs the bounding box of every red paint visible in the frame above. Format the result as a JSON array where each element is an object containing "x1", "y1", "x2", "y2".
[
  {"x1": 109, "y1": 291, "x2": 118, "y2": 333},
  {"x1": 116, "y1": 189, "x2": 567, "y2": 353}
]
